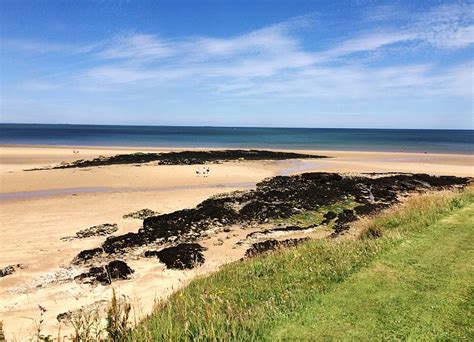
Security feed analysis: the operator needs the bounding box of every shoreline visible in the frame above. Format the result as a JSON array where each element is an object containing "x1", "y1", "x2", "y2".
[{"x1": 1, "y1": 143, "x2": 473, "y2": 156}]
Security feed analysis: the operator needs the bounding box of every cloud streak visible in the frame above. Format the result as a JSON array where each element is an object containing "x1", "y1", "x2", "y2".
[{"x1": 5, "y1": 2, "x2": 474, "y2": 102}]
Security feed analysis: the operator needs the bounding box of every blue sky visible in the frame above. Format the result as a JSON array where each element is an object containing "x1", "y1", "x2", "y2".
[{"x1": 0, "y1": 0, "x2": 473, "y2": 129}]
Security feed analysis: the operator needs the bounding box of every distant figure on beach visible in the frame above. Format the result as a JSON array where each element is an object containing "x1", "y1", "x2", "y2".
[{"x1": 195, "y1": 168, "x2": 200, "y2": 177}]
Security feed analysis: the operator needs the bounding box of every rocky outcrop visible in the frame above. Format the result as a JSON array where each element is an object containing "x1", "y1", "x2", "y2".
[
  {"x1": 62, "y1": 224, "x2": 118, "y2": 241},
  {"x1": 321, "y1": 211, "x2": 337, "y2": 225},
  {"x1": 332, "y1": 209, "x2": 358, "y2": 236},
  {"x1": 0, "y1": 264, "x2": 25, "y2": 277},
  {"x1": 74, "y1": 260, "x2": 134, "y2": 285},
  {"x1": 74, "y1": 173, "x2": 470, "y2": 264},
  {"x1": 145, "y1": 243, "x2": 206, "y2": 270},
  {"x1": 73, "y1": 247, "x2": 104, "y2": 264},
  {"x1": 123, "y1": 209, "x2": 159, "y2": 220},
  {"x1": 46, "y1": 150, "x2": 324, "y2": 169}
]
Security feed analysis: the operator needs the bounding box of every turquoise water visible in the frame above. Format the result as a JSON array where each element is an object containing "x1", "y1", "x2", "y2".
[{"x1": 0, "y1": 124, "x2": 472, "y2": 154}]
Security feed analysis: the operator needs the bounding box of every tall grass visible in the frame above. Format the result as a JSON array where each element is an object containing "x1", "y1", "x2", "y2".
[
  {"x1": 360, "y1": 188, "x2": 472, "y2": 239},
  {"x1": 128, "y1": 187, "x2": 473, "y2": 341}
]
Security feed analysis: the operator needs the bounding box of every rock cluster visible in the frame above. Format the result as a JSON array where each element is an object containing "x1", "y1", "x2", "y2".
[
  {"x1": 145, "y1": 243, "x2": 206, "y2": 270},
  {"x1": 49, "y1": 150, "x2": 323, "y2": 169},
  {"x1": 123, "y1": 209, "x2": 159, "y2": 220},
  {"x1": 245, "y1": 238, "x2": 311, "y2": 257},
  {"x1": 74, "y1": 173, "x2": 470, "y2": 265},
  {"x1": 73, "y1": 247, "x2": 104, "y2": 264},
  {"x1": 332, "y1": 209, "x2": 358, "y2": 236},
  {"x1": 74, "y1": 260, "x2": 134, "y2": 285},
  {"x1": 0, "y1": 264, "x2": 25, "y2": 277},
  {"x1": 62, "y1": 224, "x2": 118, "y2": 240}
]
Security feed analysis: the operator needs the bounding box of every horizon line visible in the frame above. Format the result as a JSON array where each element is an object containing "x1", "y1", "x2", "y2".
[{"x1": 1, "y1": 122, "x2": 473, "y2": 131}]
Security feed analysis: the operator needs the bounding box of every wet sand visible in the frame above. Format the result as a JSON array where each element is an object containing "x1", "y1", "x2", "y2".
[{"x1": 0, "y1": 145, "x2": 472, "y2": 340}]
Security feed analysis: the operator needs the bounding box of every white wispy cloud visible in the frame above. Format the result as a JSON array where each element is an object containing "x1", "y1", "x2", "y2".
[
  {"x1": 7, "y1": 2, "x2": 474, "y2": 102},
  {"x1": 97, "y1": 33, "x2": 175, "y2": 60},
  {"x1": 320, "y1": 32, "x2": 417, "y2": 59},
  {"x1": 410, "y1": 2, "x2": 474, "y2": 48},
  {"x1": 363, "y1": 5, "x2": 406, "y2": 22},
  {"x1": 1, "y1": 37, "x2": 97, "y2": 54}
]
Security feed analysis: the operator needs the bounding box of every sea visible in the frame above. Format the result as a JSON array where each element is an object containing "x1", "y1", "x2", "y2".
[{"x1": 0, "y1": 124, "x2": 473, "y2": 154}]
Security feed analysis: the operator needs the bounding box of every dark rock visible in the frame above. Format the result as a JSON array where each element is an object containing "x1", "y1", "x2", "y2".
[
  {"x1": 145, "y1": 243, "x2": 206, "y2": 270},
  {"x1": 46, "y1": 150, "x2": 324, "y2": 170},
  {"x1": 354, "y1": 203, "x2": 389, "y2": 216},
  {"x1": 74, "y1": 260, "x2": 134, "y2": 285},
  {"x1": 74, "y1": 266, "x2": 108, "y2": 285},
  {"x1": 62, "y1": 224, "x2": 118, "y2": 241},
  {"x1": 245, "y1": 238, "x2": 310, "y2": 258},
  {"x1": 73, "y1": 248, "x2": 104, "y2": 264},
  {"x1": 75, "y1": 223, "x2": 117, "y2": 238},
  {"x1": 106, "y1": 260, "x2": 134, "y2": 281},
  {"x1": 0, "y1": 264, "x2": 25, "y2": 277},
  {"x1": 73, "y1": 172, "x2": 470, "y2": 262},
  {"x1": 57, "y1": 311, "x2": 72, "y2": 323},
  {"x1": 322, "y1": 211, "x2": 337, "y2": 225},
  {"x1": 123, "y1": 209, "x2": 159, "y2": 220},
  {"x1": 332, "y1": 209, "x2": 357, "y2": 236}
]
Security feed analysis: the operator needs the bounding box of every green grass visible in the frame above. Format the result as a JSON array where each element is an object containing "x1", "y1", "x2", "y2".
[
  {"x1": 272, "y1": 203, "x2": 474, "y2": 340},
  {"x1": 129, "y1": 188, "x2": 474, "y2": 341},
  {"x1": 274, "y1": 198, "x2": 358, "y2": 227}
]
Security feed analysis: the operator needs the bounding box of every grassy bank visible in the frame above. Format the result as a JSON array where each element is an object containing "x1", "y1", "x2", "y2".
[{"x1": 129, "y1": 188, "x2": 473, "y2": 341}]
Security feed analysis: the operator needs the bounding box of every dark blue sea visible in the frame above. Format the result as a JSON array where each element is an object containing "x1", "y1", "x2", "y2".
[{"x1": 0, "y1": 124, "x2": 473, "y2": 154}]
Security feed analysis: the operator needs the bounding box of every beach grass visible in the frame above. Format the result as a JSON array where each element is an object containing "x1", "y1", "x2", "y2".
[
  {"x1": 274, "y1": 197, "x2": 358, "y2": 227},
  {"x1": 128, "y1": 187, "x2": 473, "y2": 341}
]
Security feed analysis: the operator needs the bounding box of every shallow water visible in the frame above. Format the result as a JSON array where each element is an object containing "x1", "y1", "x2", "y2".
[
  {"x1": 278, "y1": 160, "x2": 327, "y2": 176},
  {"x1": 0, "y1": 182, "x2": 256, "y2": 201}
]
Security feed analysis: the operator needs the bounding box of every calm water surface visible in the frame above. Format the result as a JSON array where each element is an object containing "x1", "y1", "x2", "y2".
[{"x1": 0, "y1": 124, "x2": 472, "y2": 154}]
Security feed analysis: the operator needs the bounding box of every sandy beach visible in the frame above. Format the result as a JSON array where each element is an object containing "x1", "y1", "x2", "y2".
[{"x1": 1, "y1": 145, "x2": 473, "y2": 340}]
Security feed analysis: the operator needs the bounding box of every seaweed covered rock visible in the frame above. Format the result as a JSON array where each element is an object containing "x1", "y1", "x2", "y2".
[
  {"x1": 73, "y1": 247, "x2": 104, "y2": 264},
  {"x1": 332, "y1": 209, "x2": 358, "y2": 235},
  {"x1": 245, "y1": 238, "x2": 310, "y2": 258},
  {"x1": 74, "y1": 260, "x2": 134, "y2": 285},
  {"x1": 74, "y1": 172, "x2": 470, "y2": 263},
  {"x1": 49, "y1": 150, "x2": 323, "y2": 169},
  {"x1": 322, "y1": 211, "x2": 337, "y2": 225},
  {"x1": 62, "y1": 224, "x2": 117, "y2": 241},
  {"x1": 123, "y1": 209, "x2": 159, "y2": 219},
  {"x1": 145, "y1": 243, "x2": 206, "y2": 270},
  {"x1": 0, "y1": 264, "x2": 25, "y2": 277},
  {"x1": 102, "y1": 200, "x2": 240, "y2": 255}
]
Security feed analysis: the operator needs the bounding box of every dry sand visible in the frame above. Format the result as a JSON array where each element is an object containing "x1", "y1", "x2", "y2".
[{"x1": 0, "y1": 145, "x2": 472, "y2": 340}]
